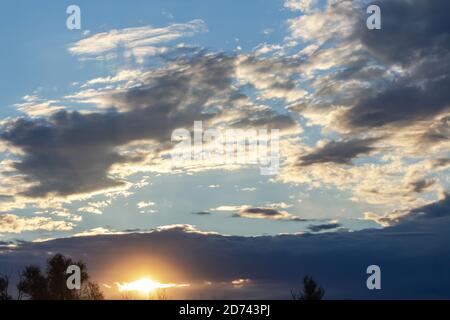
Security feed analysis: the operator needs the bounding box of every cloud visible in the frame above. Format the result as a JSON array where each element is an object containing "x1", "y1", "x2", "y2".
[
  {"x1": 236, "y1": 55, "x2": 307, "y2": 102},
  {"x1": 14, "y1": 95, "x2": 66, "y2": 117},
  {"x1": 78, "y1": 201, "x2": 111, "y2": 215},
  {"x1": 0, "y1": 53, "x2": 237, "y2": 198},
  {"x1": 307, "y1": 222, "x2": 342, "y2": 232},
  {"x1": 230, "y1": 109, "x2": 299, "y2": 133},
  {"x1": 240, "y1": 187, "x2": 256, "y2": 192},
  {"x1": 0, "y1": 214, "x2": 74, "y2": 234},
  {"x1": 83, "y1": 69, "x2": 144, "y2": 87},
  {"x1": 2, "y1": 202, "x2": 450, "y2": 299},
  {"x1": 293, "y1": 0, "x2": 450, "y2": 136},
  {"x1": 72, "y1": 227, "x2": 118, "y2": 237},
  {"x1": 137, "y1": 201, "x2": 157, "y2": 214},
  {"x1": 282, "y1": 0, "x2": 450, "y2": 148},
  {"x1": 211, "y1": 205, "x2": 244, "y2": 212},
  {"x1": 69, "y1": 20, "x2": 207, "y2": 62},
  {"x1": 298, "y1": 138, "x2": 379, "y2": 166},
  {"x1": 365, "y1": 193, "x2": 450, "y2": 227},
  {"x1": 137, "y1": 201, "x2": 155, "y2": 209},
  {"x1": 344, "y1": 79, "x2": 450, "y2": 130},
  {"x1": 230, "y1": 278, "x2": 252, "y2": 288},
  {"x1": 235, "y1": 207, "x2": 305, "y2": 221},
  {"x1": 284, "y1": 0, "x2": 317, "y2": 12},
  {"x1": 408, "y1": 179, "x2": 436, "y2": 194},
  {"x1": 276, "y1": 0, "x2": 450, "y2": 210},
  {"x1": 210, "y1": 203, "x2": 304, "y2": 221}
]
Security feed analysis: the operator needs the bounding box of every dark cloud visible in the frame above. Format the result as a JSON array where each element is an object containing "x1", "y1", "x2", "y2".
[
  {"x1": 240, "y1": 208, "x2": 280, "y2": 216},
  {"x1": 399, "y1": 194, "x2": 450, "y2": 223},
  {"x1": 1, "y1": 51, "x2": 299, "y2": 198},
  {"x1": 343, "y1": 0, "x2": 450, "y2": 130},
  {"x1": 293, "y1": 1, "x2": 450, "y2": 140},
  {"x1": 1, "y1": 201, "x2": 450, "y2": 299},
  {"x1": 408, "y1": 179, "x2": 436, "y2": 194},
  {"x1": 0, "y1": 240, "x2": 14, "y2": 247},
  {"x1": 0, "y1": 53, "x2": 238, "y2": 197},
  {"x1": 234, "y1": 207, "x2": 306, "y2": 221},
  {"x1": 430, "y1": 158, "x2": 450, "y2": 169},
  {"x1": 192, "y1": 211, "x2": 211, "y2": 215},
  {"x1": 231, "y1": 110, "x2": 298, "y2": 131},
  {"x1": 307, "y1": 223, "x2": 342, "y2": 232},
  {"x1": 344, "y1": 78, "x2": 450, "y2": 129},
  {"x1": 373, "y1": 194, "x2": 450, "y2": 226},
  {"x1": 298, "y1": 138, "x2": 379, "y2": 166},
  {"x1": 359, "y1": 0, "x2": 450, "y2": 67}
]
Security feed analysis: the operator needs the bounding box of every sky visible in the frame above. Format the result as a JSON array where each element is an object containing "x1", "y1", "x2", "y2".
[{"x1": 0, "y1": 0, "x2": 450, "y2": 299}]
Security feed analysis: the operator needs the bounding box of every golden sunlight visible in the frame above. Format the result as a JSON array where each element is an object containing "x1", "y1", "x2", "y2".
[{"x1": 115, "y1": 278, "x2": 189, "y2": 294}]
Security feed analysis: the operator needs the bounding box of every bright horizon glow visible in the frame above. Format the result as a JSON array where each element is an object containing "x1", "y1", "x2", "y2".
[{"x1": 115, "y1": 278, "x2": 189, "y2": 294}]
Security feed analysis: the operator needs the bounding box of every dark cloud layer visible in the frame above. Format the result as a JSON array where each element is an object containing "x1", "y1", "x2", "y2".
[
  {"x1": 1, "y1": 196, "x2": 449, "y2": 299},
  {"x1": 396, "y1": 194, "x2": 450, "y2": 224}
]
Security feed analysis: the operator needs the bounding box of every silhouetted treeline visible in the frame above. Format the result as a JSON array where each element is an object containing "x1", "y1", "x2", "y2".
[{"x1": 1, "y1": 253, "x2": 103, "y2": 300}]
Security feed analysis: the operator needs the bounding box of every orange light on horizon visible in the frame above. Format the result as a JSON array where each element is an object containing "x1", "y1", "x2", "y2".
[{"x1": 115, "y1": 277, "x2": 189, "y2": 294}]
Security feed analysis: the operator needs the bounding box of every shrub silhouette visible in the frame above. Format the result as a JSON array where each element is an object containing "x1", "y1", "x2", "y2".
[
  {"x1": 17, "y1": 253, "x2": 103, "y2": 300},
  {"x1": 291, "y1": 276, "x2": 325, "y2": 300}
]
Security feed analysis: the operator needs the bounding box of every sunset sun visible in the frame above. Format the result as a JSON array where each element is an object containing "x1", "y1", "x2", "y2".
[{"x1": 115, "y1": 277, "x2": 190, "y2": 296}]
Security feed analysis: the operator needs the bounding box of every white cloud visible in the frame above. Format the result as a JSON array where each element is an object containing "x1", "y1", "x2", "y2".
[
  {"x1": 69, "y1": 19, "x2": 207, "y2": 62},
  {"x1": 284, "y1": 0, "x2": 317, "y2": 12},
  {"x1": 78, "y1": 200, "x2": 111, "y2": 215},
  {"x1": 73, "y1": 227, "x2": 119, "y2": 237},
  {"x1": 137, "y1": 201, "x2": 155, "y2": 209},
  {"x1": 0, "y1": 214, "x2": 74, "y2": 234},
  {"x1": 14, "y1": 96, "x2": 66, "y2": 117}
]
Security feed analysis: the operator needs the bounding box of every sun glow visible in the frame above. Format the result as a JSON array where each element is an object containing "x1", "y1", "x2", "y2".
[{"x1": 116, "y1": 278, "x2": 188, "y2": 294}]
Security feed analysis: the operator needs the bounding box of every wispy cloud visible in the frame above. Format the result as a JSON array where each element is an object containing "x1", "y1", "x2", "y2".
[{"x1": 69, "y1": 19, "x2": 207, "y2": 62}]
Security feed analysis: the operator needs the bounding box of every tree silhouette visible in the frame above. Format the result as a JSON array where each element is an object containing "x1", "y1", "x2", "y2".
[
  {"x1": 17, "y1": 266, "x2": 49, "y2": 300},
  {"x1": 46, "y1": 253, "x2": 88, "y2": 300},
  {"x1": 291, "y1": 276, "x2": 325, "y2": 300},
  {"x1": 17, "y1": 253, "x2": 103, "y2": 300},
  {"x1": 0, "y1": 274, "x2": 13, "y2": 300}
]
